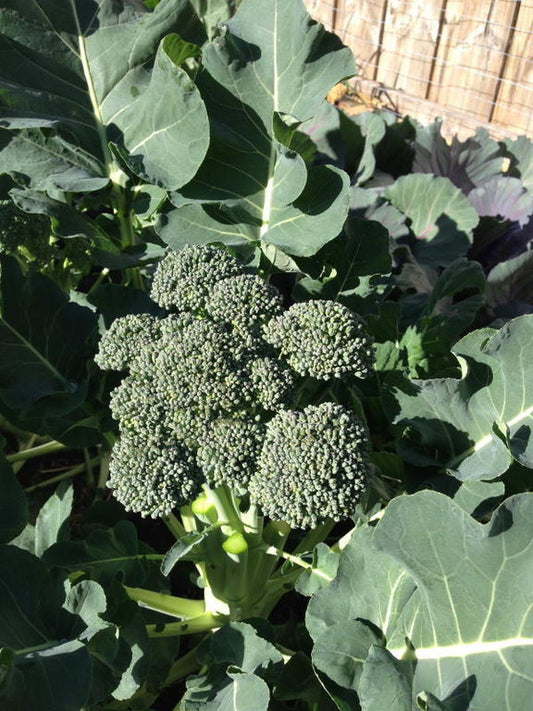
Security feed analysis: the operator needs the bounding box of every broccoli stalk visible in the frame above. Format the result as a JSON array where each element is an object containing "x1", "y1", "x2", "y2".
[{"x1": 97, "y1": 245, "x2": 376, "y2": 632}]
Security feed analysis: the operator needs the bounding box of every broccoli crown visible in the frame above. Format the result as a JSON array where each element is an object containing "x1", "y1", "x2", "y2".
[
  {"x1": 249, "y1": 403, "x2": 369, "y2": 529},
  {"x1": 150, "y1": 245, "x2": 244, "y2": 312},
  {"x1": 197, "y1": 418, "x2": 265, "y2": 493},
  {"x1": 248, "y1": 357, "x2": 295, "y2": 411},
  {"x1": 96, "y1": 245, "x2": 373, "y2": 523},
  {"x1": 263, "y1": 300, "x2": 375, "y2": 380}
]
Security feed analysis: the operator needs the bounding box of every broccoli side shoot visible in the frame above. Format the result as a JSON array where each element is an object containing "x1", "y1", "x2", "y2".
[{"x1": 249, "y1": 403, "x2": 370, "y2": 529}]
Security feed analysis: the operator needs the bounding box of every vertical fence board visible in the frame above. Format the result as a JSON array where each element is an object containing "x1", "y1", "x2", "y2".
[
  {"x1": 492, "y1": 3, "x2": 533, "y2": 136},
  {"x1": 304, "y1": 0, "x2": 532, "y2": 139},
  {"x1": 335, "y1": 0, "x2": 390, "y2": 81},
  {"x1": 374, "y1": 0, "x2": 445, "y2": 97},
  {"x1": 428, "y1": 1, "x2": 518, "y2": 123},
  {"x1": 304, "y1": 0, "x2": 336, "y2": 29}
]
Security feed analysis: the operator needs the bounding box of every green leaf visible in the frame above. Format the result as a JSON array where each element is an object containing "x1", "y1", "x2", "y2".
[
  {"x1": 505, "y1": 135, "x2": 533, "y2": 193},
  {"x1": 109, "y1": 35, "x2": 209, "y2": 189},
  {"x1": 0, "y1": 452, "x2": 27, "y2": 544},
  {"x1": 358, "y1": 645, "x2": 412, "y2": 711},
  {"x1": 10, "y1": 188, "x2": 103, "y2": 240},
  {"x1": 34, "y1": 481, "x2": 73, "y2": 557},
  {"x1": 0, "y1": 255, "x2": 97, "y2": 410},
  {"x1": 161, "y1": 529, "x2": 209, "y2": 576},
  {"x1": 44, "y1": 520, "x2": 159, "y2": 588},
  {"x1": 0, "y1": 0, "x2": 209, "y2": 191},
  {"x1": 308, "y1": 491, "x2": 533, "y2": 710},
  {"x1": 374, "y1": 492, "x2": 533, "y2": 710},
  {"x1": 395, "y1": 315, "x2": 533, "y2": 480},
  {"x1": 385, "y1": 174, "x2": 479, "y2": 265},
  {"x1": 295, "y1": 543, "x2": 339, "y2": 596},
  {"x1": 0, "y1": 545, "x2": 91, "y2": 711},
  {"x1": 165, "y1": 0, "x2": 355, "y2": 257},
  {"x1": 182, "y1": 622, "x2": 283, "y2": 709}
]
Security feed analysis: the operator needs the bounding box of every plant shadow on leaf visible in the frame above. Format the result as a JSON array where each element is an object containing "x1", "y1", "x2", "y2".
[
  {"x1": 397, "y1": 417, "x2": 474, "y2": 469},
  {"x1": 487, "y1": 500, "x2": 514, "y2": 537},
  {"x1": 419, "y1": 674, "x2": 477, "y2": 710},
  {"x1": 411, "y1": 215, "x2": 472, "y2": 268}
]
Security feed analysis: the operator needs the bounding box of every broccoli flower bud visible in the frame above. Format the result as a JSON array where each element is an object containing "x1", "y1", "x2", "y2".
[
  {"x1": 249, "y1": 357, "x2": 295, "y2": 410},
  {"x1": 197, "y1": 418, "x2": 265, "y2": 492},
  {"x1": 263, "y1": 300, "x2": 375, "y2": 380},
  {"x1": 108, "y1": 431, "x2": 203, "y2": 518},
  {"x1": 249, "y1": 403, "x2": 369, "y2": 529},
  {"x1": 206, "y1": 274, "x2": 283, "y2": 336},
  {"x1": 95, "y1": 313, "x2": 161, "y2": 372},
  {"x1": 150, "y1": 245, "x2": 244, "y2": 312}
]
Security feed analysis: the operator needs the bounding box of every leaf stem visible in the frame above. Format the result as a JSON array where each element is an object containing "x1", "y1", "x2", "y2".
[
  {"x1": 124, "y1": 586, "x2": 205, "y2": 619},
  {"x1": 7, "y1": 440, "x2": 67, "y2": 464},
  {"x1": 164, "y1": 513, "x2": 187, "y2": 540},
  {"x1": 146, "y1": 612, "x2": 228, "y2": 638}
]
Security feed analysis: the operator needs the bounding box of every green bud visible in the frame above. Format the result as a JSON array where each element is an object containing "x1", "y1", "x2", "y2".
[{"x1": 222, "y1": 532, "x2": 248, "y2": 555}]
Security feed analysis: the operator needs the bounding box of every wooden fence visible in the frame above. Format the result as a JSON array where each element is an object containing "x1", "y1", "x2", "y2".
[{"x1": 304, "y1": 0, "x2": 533, "y2": 140}]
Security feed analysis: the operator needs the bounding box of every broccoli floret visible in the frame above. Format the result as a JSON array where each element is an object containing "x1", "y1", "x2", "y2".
[
  {"x1": 108, "y1": 431, "x2": 202, "y2": 518},
  {"x1": 197, "y1": 418, "x2": 265, "y2": 492},
  {"x1": 249, "y1": 403, "x2": 369, "y2": 529},
  {"x1": 95, "y1": 313, "x2": 162, "y2": 372},
  {"x1": 263, "y1": 300, "x2": 375, "y2": 380},
  {"x1": 249, "y1": 357, "x2": 295, "y2": 410},
  {"x1": 206, "y1": 274, "x2": 283, "y2": 337},
  {"x1": 150, "y1": 245, "x2": 244, "y2": 312},
  {"x1": 151, "y1": 319, "x2": 256, "y2": 417}
]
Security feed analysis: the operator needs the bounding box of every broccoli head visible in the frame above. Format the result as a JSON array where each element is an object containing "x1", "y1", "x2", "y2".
[
  {"x1": 249, "y1": 403, "x2": 370, "y2": 529},
  {"x1": 0, "y1": 199, "x2": 52, "y2": 259},
  {"x1": 206, "y1": 274, "x2": 283, "y2": 338},
  {"x1": 96, "y1": 245, "x2": 373, "y2": 525},
  {"x1": 150, "y1": 245, "x2": 244, "y2": 312},
  {"x1": 263, "y1": 300, "x2": 375, "y2": 380}
]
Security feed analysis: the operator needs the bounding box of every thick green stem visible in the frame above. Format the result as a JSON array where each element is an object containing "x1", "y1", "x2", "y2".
[
  {"x1": 165, "y1": 641, "x2": 204, "y2": 686},
  {"x1": 164, "y1": 513, "x2": 187, "y2": 540},
  {"x1": 205, "y1": 485, "x2": 243, "y2": 535},
  {"x1": 97, "y1": 447, "x2": 111, "y2": 489},
  {"x1": 146, "y1": 612, "x2": 228, "y2": 638},
  {"x1": 125, "y1": 586, "x2": 205, "y2": 619},
  {"x1": 7, "y1": 440, "x2": 67, "y2": 464}
]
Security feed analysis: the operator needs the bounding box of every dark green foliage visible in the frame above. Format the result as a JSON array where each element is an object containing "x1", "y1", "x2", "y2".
[{"x1": 250, "y1": 403, "x2": 369, "y2": 529}]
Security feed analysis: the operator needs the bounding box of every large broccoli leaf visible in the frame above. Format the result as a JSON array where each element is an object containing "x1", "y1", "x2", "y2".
[
  {"x1": 158, "y1": 0, "x2": 354, "y2": 257},
  {"x1": 395, "y1": 314, "x2": 533, "y2": 480},
  {"x1": 0, "y1": 0, "x2": 209, "y2": 190},
  {"x1": 0, "y1": 255, "x2": 96, "y2": 412},
  {"x1": 307, "y1": 491, "x2": 533, "y2": 710}
]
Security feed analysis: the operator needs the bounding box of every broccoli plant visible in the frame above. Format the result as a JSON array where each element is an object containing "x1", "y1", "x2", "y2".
[{"x1": 96, "y1": 244, "x2": 375, "y2": 624}]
